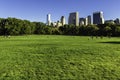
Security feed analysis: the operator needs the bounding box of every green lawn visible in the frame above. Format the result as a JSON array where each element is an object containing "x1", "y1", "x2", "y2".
[{"x1": 0, "y1": 35, "x2": 120, "y2": 80}]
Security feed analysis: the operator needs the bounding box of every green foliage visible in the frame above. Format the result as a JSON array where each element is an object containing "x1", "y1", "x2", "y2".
[
  {"x1": 0, "y1": 17, "x2": 120, "y2": 36},
  {"x1": 69, "y1": 25, "x2": 99, "y2": 36},
  {"x1": 115, "y1": 26, "x2": 120, "y2": 36},
  {"x1": 0, "y1": 35, "x2": 120, "y2": 80},
  {"x1": 104, "y1": 26, "x2": 112, "y2": 36}
]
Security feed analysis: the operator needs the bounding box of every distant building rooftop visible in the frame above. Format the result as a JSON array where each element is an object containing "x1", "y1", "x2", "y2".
[{"x1": 93, "y1": 11, "x2": 103, "y2": 14}]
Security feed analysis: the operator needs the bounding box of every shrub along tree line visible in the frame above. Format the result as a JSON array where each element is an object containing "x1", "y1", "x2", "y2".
[{"x1": 0, "y1": 17, "x2": 120, "y2": 36}]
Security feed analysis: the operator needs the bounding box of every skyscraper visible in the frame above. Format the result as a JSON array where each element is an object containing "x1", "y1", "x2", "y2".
[
  {"x1": 93, "y1": 11, "x2": 104, "y2": 24},
  {"x1": 61, "y1": 16, "x2": 66, "y2": 26},
  {"x1": 68, "y1": 12, "x2": 79, "y2": 26},
  {"x1": 114, "y1": 18, "x2": 120, "y2": 25},
  {"x1": 79, "y1": 17, "x2": 88, "y2": 26},
  {"x1": 87, "y1": 15, "x2": 92, "y2": 25},
  {"x1": 79, "y1": 18, "x2": 85, "y2": 25},
  {"x1": 84, "y1": 17, "x2": 88, "y2": 26},
  {"x1": 47, "y1": 14, "x2": 51, "y2": 26}
]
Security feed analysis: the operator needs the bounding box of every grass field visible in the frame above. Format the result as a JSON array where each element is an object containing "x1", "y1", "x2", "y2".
[{"x1": 0, "y1": 35, "x2": 120, "y2": 80}]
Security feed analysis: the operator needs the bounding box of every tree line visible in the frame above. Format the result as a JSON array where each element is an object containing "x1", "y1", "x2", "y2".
[{"x1": 0, "y1": 17, "x2": 120, "y2": 37}]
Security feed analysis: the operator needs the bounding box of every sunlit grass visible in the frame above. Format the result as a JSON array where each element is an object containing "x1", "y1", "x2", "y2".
[{"x1": 0, "y1": 35, "x2": 120, "y2": 80}]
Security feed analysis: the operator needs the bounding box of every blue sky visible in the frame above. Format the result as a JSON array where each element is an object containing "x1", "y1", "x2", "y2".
[{"x1": 0, "y1": 0, "x2": 120, "y2": 23}]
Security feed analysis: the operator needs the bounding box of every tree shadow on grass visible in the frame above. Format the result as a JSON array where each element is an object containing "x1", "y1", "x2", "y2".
[{"x1": 99, "y1": 41, "x2": 120, "y2": 44}]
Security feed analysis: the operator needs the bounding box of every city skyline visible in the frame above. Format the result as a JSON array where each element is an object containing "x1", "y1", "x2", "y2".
[
  {"x1": 48, "y1": 11, "x2": 104, "y2": 26},
  {"x1": 0, "y1": 0, "x2": 120, "y2": 23}
]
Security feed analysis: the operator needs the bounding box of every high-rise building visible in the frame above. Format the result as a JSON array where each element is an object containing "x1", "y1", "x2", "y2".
[
  {"x1": 93, "y1": 11, "x2": 104, "y2": 24},
  {"x1": 47, "y1": 14, "x2": 51, "y2": 26},
  {"x1": 84, "y1": 17, "x2": 88, "y2": 26},
  {"x1": 61, "y1": 16, "x2": 66, "y2": 26},
  {"x1": 79, "y1": 18, "x2": 85, "y2": 25},
  {"x1": 114, "y1": 18, "x2": 120, "y2": 25},
  {"x1": 79, "y1": 17, "x2": 88, "y2": 26},
  {"x1": 87, "y1": 15, "x2": 92, "y2": 25},
  {"x1": 68, "y1": 12, "x2": 79, "y2": 26}
]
